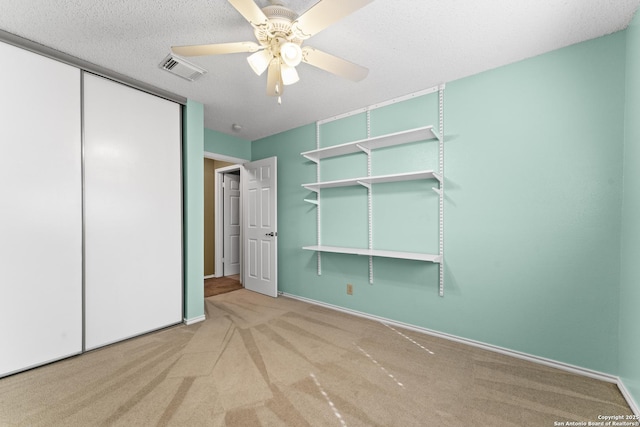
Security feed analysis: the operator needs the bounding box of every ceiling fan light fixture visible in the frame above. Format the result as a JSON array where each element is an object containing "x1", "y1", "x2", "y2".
[
  {"x1": 280, "y1": 42, "x2": 302, "y2": 67},
  {"x1": 281, "y1": 62, "x2": 300, "y2": 85},
  {"x1": 174, "y1": 0, "x2": 373, "y2": 99},
  {"x1": 247, "y1": 49, "x2": 273, "y2": 76}
]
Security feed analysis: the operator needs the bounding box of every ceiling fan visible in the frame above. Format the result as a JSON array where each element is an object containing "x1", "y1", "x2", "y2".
[{"x1": 171, "y1": 0, "x2": 373, "y2": 101}]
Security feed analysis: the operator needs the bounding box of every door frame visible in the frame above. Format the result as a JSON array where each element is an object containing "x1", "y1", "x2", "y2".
[
  {"x1": 215, "y1": 164, "x2": 241, "y2": 280},
  {"x1": 204, "y1": 152, "x2": 248, "y2": 282}
]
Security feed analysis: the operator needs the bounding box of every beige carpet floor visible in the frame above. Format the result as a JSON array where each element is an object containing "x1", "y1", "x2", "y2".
[{"x1": 0, "y1": 289, "x2": 632, "y2": 426}]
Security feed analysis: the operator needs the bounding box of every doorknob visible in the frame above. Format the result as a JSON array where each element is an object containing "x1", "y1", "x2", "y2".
[{"x1": 265, "y1": 232, "x2": 277, "y2": 237}]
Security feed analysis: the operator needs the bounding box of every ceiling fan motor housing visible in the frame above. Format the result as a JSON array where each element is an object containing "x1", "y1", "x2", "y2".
[
  {"x1": 263, "y1": 4, "x2": 297, "y2": 24},
  {"x1": 254, "y1": 5, "x2": 302, "y2": 45}
]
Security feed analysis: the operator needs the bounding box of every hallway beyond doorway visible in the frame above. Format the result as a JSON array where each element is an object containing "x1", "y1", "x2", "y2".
[{"x1": 204, "y1": 275, "x2": 241, "y2": 298}]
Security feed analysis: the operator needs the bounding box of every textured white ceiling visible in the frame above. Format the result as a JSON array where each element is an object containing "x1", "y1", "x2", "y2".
[{"x1": 0, "y1": 0, "x2": 638, "y2": 141}]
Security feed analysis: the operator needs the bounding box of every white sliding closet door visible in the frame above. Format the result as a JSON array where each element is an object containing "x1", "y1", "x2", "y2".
[
  {"x1": 84, "y1": 73, "x2": 182, "y2": 350},
  {"x1": 0, "y1": 42, "x2": 82, "y2": 377}
]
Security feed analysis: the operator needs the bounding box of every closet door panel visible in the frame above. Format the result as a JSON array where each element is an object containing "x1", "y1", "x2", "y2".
[
  {"x1": 0, "y1": 42, "x2": 82, "y2": 377},
  {"x1": 84, "y1": 73, "x2": 182, "y2": 350}
]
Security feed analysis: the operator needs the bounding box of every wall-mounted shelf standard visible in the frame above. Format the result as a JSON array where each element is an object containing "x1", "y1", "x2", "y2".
[
  {"x1": 302, "y1": 170, "x2": 441, "y2": 192},
  {"x1": 302, "y1": 85, "x2": 446, "y2": 295},
  {"x1": 301, "y1": 125, "x2": 440, "y2": 163},
  {"x1": 303, "y1": 245, "x2": 442, "y2": 263}
]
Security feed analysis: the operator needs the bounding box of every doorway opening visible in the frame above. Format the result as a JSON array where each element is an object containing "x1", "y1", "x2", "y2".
[
  {"x1": 204, "y1": 275, "x2": 242, "y2": 297},
  {"x1": 203, "y1": 153, "x2": 279, "y2": 299},
  {"x1": 203, "y1": 153, "x2": 248, "y2": 297}
]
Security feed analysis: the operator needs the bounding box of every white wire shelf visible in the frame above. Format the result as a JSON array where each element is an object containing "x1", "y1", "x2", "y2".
[
  {"x1": 303, "y1": 245, "x2": 442, "y2": 263},
  {"x1": 301, "y1": 126, "x2": 440, "y2": 163},
  {"x1": 302, "y1": 170, "x2": 441, "y2": 192}
]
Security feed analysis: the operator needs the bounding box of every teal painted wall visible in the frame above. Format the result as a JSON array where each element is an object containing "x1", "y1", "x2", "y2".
[
  {"x1": 444, "y1": 33, "x2": 625, "y2": 374},
  {"x1": 252, "y1": 32, "x2": 626, "y2": 374},
  {"x1": 183, "y1": 99, "x2": 205, "y2": 321},
  {"x1": 620, "y1": 8, "x2": 640, "y2": 409},
  {"x1": 204, "y1": 128, "x2": 251, "y2": 160}
]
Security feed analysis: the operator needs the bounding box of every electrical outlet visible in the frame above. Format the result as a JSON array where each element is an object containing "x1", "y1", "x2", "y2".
[{"x1": 347, "y1": 283, "x2": 353, "y2": 295}]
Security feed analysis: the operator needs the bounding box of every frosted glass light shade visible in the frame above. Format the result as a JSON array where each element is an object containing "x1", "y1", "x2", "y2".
[
  {"x1": 280, "y1": 42, "x2": 302, "y2": 67},
  {"x1": 247, "y1": 49, "x2": 273, "y2": 76},
  {"x1": 281, "y1": 63, "x2": 300, "y2": 85}
]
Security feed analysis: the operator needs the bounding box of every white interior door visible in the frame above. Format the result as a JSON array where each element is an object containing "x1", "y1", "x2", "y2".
[
  {"x1": 223, "y1": 173, "x2": 241, "y2": 276},
  {"x1": 242, "y1": 157, "x2": 278, "y2": 297}
]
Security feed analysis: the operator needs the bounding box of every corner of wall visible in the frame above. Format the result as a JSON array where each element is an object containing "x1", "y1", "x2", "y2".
[
  {"x1": 183, "y1": 99, "x2": 205, "y2": 321},
  {"x1": 619, "y1": 6, "x2": 640, "y2": 415},
  {"x1": 204, "y1": 127, "x2": 251, "y2": 161}
]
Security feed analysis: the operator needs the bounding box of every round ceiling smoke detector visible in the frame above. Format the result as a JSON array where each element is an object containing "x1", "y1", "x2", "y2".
[{"x1": 231, "y1": 123, "x2": 242, "y2": 132}]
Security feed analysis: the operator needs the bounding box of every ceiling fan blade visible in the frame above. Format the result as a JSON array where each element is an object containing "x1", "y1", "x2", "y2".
[
  {"x1": 266, "y1": 59, "x2": 284, "y2": 97},
  {"x1": 172, "y1": 42, "x2": 261, "y2": 57},
  {"x1": 301, "y1": 46, "x2": 368, "y2": 81},
  {"x1": 292, "y1": 0, "x2": 373, "y2": 38},
  {"x1": 228, "y1": 0, "x2": 269, "y2": 27}
]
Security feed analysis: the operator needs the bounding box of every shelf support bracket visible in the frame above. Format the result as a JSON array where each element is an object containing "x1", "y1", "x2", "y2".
[
  {"x1": 356, "y1": 143, "x2": 371, "y2": 156},
  {"x1": 437, "y1": 84, "x2": 445, "y2": 297},
  {"x1": 302, "y1": 154, "x2": 319, "y2": 164},
  {"x1": 366, "y1": 110, "x2": 374, "y2": 285},
  {"x1": 315, "y1": 121, "x2": 322, "y2": 276}
]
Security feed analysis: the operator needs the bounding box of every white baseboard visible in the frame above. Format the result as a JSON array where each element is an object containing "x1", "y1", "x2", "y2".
[
  {"x1": 204, "y1": 275, "x2": 216, "y2": 279},
  {"x1": 183, "y1": 315, "x2": 206, "y2": 325},
  {"x1": 280, "y1": 292, "x2": 639, "y2": 416},
  {"x1": 617, "y1": 378, "x2": 640, "y2": 416}
]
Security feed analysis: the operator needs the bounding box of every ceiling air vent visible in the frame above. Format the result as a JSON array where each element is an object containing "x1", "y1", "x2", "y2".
[{"x1": 159, "y1": 54, "x2": 207, "y2": 81}]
